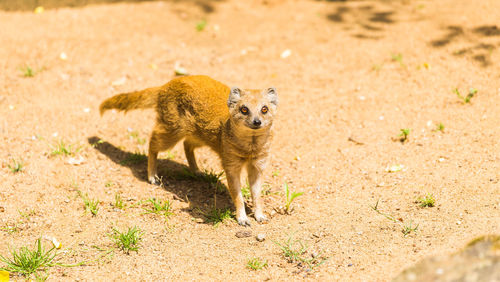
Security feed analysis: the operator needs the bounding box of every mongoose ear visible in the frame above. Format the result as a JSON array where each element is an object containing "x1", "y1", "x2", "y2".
[
  {"x1": 228, "y1": 87, "x2": 241, "y2": 108},
  {"x1": 267, "y1": 87, "x2": 278, "y2": 106}
]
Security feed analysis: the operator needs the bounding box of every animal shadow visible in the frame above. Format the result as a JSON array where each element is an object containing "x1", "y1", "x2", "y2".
[{"x1": 87, "y1": 136, "x2": 234, "y2": 224}]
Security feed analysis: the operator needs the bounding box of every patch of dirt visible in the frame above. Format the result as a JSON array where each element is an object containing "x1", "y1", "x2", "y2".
[{"x1": 1, "y1": 0, "x2": 499, "y2": 280}]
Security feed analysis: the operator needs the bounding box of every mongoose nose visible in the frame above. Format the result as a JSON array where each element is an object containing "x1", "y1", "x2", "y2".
[{"x1": 253, "y1": 119, "x2": 262, "y2": 126}]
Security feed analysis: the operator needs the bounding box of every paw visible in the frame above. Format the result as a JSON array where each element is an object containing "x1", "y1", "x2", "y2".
[
  {"x1": 237, "y1": 215, "x2": 251, "y2": 227},
  {"x1": 149, "y1": 175, "x2": 161, "y2": 186},
  {"x1": 254, "y1": 213, "x2": 268, "y2": 223}
]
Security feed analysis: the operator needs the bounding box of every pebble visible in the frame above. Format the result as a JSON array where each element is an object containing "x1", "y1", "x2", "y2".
[
  {"x1": 235, "y1": 230, "x2": 252, "y2": 238},
  {"x1": 256, "y1": 233, "x2": 266, "y2": 242}
]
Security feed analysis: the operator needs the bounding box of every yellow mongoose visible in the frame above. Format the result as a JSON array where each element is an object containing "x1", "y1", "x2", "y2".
[{"x1": 100, "y1": 75, "x2": 278, "y2": 226}]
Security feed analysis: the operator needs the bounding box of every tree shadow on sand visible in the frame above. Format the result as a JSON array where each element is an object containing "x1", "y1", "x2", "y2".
[
  {"x1": 87, "y1": 136, "x2": 240, "y2": 224},
  {"x1": 324, "y1": 2, "x2": 396, "y2": 40},
  {"x1": 0, "y1": 0, "x2": 224, "y2": 13},
  {"x1": 430, "y1": 24, "x2": 500, "y2": 67}
]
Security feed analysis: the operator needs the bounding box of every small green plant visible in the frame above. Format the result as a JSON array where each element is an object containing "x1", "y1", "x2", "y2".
[
  {"x1": 1, "y1": 222, "x2": 20, "y2": 234},
  {"x1": 180, "y1": 169, "x2": 226, "y2": 192},
  {"x1": 142, "y1": 198, "x2": 172, "y2": 218},
  {"x1": 110, "y1": 226, "x2": 143, "y2": 254},
  {"x1": 371, "y1": 63, "x2": 383, "y2": 71},
  {"x1": 19, "y1": 209, "x2": 36, "y2": 219},
  {"x1": 434, "y1": 122, "x2": 445, "y2": 132},
  {"x1": 120, "y1": 152, "x2": 147, "y2": 165},
  {"x1": 203, "y1": 207, "x2": 234, "y2": 227},
  {"x1": 104, "y1": 181, "x2": 114, "y2": 188},
  {"x1": 114, "y1": 193, "x2": 125, "y2": 210},
  {"x1": 77, "y1": 191, "x2": 100, "y2": 216},
  {"x1": 163, "y1": 150, "x2": 175, "y2": 160},
  {"x1": 398, "y1": 128, "x2": 411, "y2": 142},
  {"x1": 283, "y1": 182, "x2": 303, "y2": 214},
  {"x1": 417, "y1": 194, "x2": 435, "y2": 207},
  {"x1": 241, "y1": 181, "x2": 251, "y2": 199},
  {"x1": 8, "y1": 158, "x2": 24, "y2": 173},
  {"x1": 246, "y1": 257, "x2": 268, "y2": 270},
  {"x1": 128, "y1": 131, "x2": 146, "y2": 145},
  {"x1": 274, "y1": 235, "x2": 327, "y2": 270},
  {"x1": 454, "y1": 87, "x2": 477, "y2": 103},
  {"x1": 49, "y1": 140, "x2": 81, "y2": 156},
  {"x1": 402, "y1": 220, "x2": 419, "y2": 236},
  {"x1": 371, "y1": 199, "x2": 419, "y2": 236},
  {"x1": 90, "y1": 139, "x2": 105, "y2": 148},
  {"x1": 196, "y1": 19, "x2": 207, "y2": 31},
  {"x1": 272, "y1": 169, "x2": 280, "y2": 177},
  {"x1": 0, "y1": 238, "x2": 56, "y2": 277},
  {"x1": 391, "y1": 53, "x2": 405, "y2": 67},
  {"x1": 19, "y1": 65, "x2": 35, "y2": 77}
]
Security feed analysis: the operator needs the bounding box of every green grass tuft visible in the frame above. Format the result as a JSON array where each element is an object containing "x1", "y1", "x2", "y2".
[
  {"x1": 284, "y1": 182, "x2": 303, "y2": 214},
  {"x1": 371, "y1": 199, "x2": 419, "y2": 236},
  {"x1": 77, "y1": 191, "x2": 100, "y2": 216},
  {"x1": 196, "y1": 19, "x2": 207, "y2": 31},
  {"x1": 399, "y1": 128, "x2": 411, "y2": 142},
  {"x1": 110, "y1": 226, "x2": 143, "y2": 254},
  {"x1": 49, "y1": 140, "x2": 81, "y2": 156},
  {"x1": 274, "y1": 235, "x2": 327, "y2": 270},
  {"x1": 179, "y1": 169, "x2": 226, "y2": 192},
  {"x1": 0, "y1": 238, "x2": 56, "y2": 277},
  {"x1": 128, "y1": 131, "x2": 146, "y2": 145},
  {"x1": 417, "y1": 194, "x2": 435, "y2": 207},
  {"x1": 114, "y1": 193, "x2": 125, "y2": 210},
  {"x1": 8, "y1": 158, "x2": 24, "y2": 173},
  {"x1": 19, "y1": 65, "x2": 35, "y2": 77},
  {"x1": 435, "y1": 122, "x2": 445, "y2": 132},
  {"x1": 246, "y1": 257, "x2": 268, "y2": 270},
  {"x1": 142, "y1": 198, "x2": 172, "y2": 218},
  {"x1": 454, "y1": 87, "x2": 477, "y2": 103},
  {"x1": 203, "y1": 207, "x2": 234, "y2": 227}
]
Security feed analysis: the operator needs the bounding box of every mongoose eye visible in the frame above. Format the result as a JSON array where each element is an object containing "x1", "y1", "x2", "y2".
[
  {"x1": 261, "y1": 106, "x2": 268, "y2": 114},
  {"x1": 240, "y1": 106, "x2": 249, "y2": 115}
]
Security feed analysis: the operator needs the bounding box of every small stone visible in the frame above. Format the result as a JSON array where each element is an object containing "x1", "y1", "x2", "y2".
[
  {"x1": 311, "y1": 251, "x2": 318, "y2": 258},
  {"x1": 0, "y1": 206, "x2": 4, "y2": 212},
  {"x1": 348, "y1": 263, "x2": 353, "y2": 267},
  {"x1": 195, "y1": 218, "x2": 204, "y2": 223},
  {"x1": 256, "y1": 233, "x2": 266, "y2": 242},
  {"x1": 280, "y1": 49, "x2": 292, "y2": 59},
  {"x1": 236, "y1": 230, "x2": 252, "y2": 238}
]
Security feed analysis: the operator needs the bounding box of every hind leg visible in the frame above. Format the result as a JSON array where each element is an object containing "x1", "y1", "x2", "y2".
[
  {"x1": 183, "y1": 139, "x2": 201, "y2": 173},
  {"x1": 148, "y1": 125, "x2": 182, "y2": 185}
]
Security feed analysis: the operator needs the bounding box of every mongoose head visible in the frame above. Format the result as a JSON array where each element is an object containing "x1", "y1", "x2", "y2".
[{"x1": 227, "y1": 87, "x2": 278, "y2": 131}]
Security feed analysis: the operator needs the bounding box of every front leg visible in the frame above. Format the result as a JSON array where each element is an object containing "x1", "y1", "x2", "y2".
[
  {"x1": 223, "y1": 158, "x2": 249, "y2": 226},
  {"x1": 247, "y1": 158, "x2": 268, "y2": 223}
]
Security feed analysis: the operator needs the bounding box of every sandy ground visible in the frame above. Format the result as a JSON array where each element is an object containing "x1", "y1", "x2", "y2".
[{"x1": 0, "y1": 0, "x2": 499, "y2": 280}]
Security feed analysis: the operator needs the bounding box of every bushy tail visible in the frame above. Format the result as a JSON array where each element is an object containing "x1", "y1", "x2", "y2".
[{"x1": 99, "y1": 86, "x2": 161, "y2": 115}]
